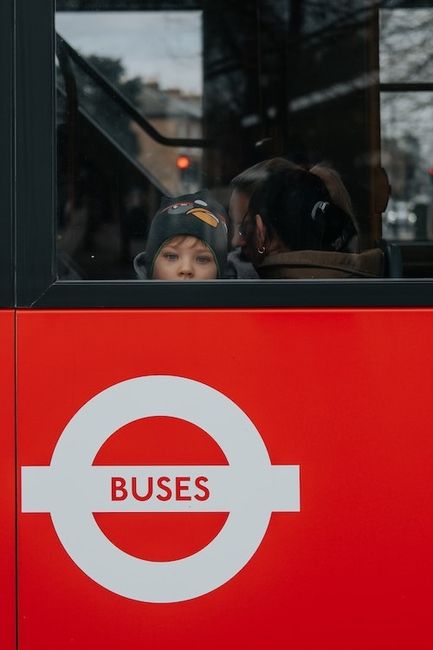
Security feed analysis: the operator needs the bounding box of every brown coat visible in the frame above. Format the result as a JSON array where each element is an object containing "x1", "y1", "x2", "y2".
[{"x1": 257, "y1": 249, "x2": 384, "y2": 279}]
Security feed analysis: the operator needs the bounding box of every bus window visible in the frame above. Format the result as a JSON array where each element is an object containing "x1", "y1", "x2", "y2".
[
  {"x1": 56, "y1": 4, "x2": 205, "y2": 279},
  {"x1": 55, "y1": 1, "x2": 433, "y2": 281},
  {"x1": 380, "y1": 8, "x2": 433, "y2": 246}
]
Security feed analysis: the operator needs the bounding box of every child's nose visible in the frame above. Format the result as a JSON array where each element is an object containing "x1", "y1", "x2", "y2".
[{"x1": 178, "y1": 258, "x2": 194, "y2": 278}]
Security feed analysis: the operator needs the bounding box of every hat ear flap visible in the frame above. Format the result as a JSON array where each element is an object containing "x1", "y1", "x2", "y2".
[{"x1": 133, "y1": 251, "x2": 147, "y2": 279}]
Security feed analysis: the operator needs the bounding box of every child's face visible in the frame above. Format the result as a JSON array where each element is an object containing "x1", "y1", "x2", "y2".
[{"x1": 153, "y1": 235, "x2": 218, "y2": 280}]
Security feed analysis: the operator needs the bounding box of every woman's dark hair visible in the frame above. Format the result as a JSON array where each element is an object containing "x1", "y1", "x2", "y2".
[
  {"x1": 248, "y1": 167, "x2": 356, "y2": 252},
  {"x1": 231, "y1": 157, "x2": 300, "y2": 196}
]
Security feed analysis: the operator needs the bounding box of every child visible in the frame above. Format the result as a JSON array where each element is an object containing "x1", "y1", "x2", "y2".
[{"x1": 134, "y1": 191, "x2": 228, "y2": 280}]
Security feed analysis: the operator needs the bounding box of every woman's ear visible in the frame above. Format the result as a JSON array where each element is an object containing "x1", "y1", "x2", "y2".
[{"x1": 255, "y1": 214, "x2": 267, "y2": 247}]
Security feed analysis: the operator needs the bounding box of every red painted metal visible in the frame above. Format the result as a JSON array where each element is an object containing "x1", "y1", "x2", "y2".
[
  {"x1": 17, "y1": 308, "x2": 433, "y2": 649},
  {"x1": 0, "y1": 311, "x2": 15, "y2": 650}
]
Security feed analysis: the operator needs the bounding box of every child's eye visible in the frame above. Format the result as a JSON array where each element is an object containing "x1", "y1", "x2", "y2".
[
  {"x1": 162, "y1": 252, "x2": 178, "y2": 261},
  {"x1": 196, "y1": 255, "x2": 212, "y2": 264}
]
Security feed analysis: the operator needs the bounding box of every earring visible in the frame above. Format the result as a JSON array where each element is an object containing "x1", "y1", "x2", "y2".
[{"x1": 257, "y1": 245, "x2": 266, "y2": 255}]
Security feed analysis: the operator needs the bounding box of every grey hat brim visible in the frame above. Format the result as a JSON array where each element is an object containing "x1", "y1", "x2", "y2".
[{"x1": 133, "y1": 251, "x2": 148, "y2": 279}]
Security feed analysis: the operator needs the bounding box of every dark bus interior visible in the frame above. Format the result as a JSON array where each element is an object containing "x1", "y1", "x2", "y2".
[{"x1": 55, "y1": 0, "x2": 433, "y2": 280}]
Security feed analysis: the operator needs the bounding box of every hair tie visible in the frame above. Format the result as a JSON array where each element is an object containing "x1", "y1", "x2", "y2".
[{"x1": 311, "y1": 201, "x2": 329, "y2": 221}]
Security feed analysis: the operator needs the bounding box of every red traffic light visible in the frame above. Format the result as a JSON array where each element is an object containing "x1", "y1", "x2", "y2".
[
  {"x1": 428, "y1": 167, "x2": 433, "y2": 176},
  {"x1": 176, "y1": 155, "x2": 191, "y2": 170}
]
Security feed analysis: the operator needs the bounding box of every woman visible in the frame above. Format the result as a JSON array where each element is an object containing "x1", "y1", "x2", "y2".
[
  {"x1": 228, "y1": 157, "x2": 298, "y2": 278},
  {"x1": 232, "y1": 163, "x2": 383, "y2": 279}
]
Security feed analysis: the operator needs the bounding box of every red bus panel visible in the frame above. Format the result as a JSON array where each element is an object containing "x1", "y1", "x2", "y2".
[
  {"x1": 0, "y1": 311, "x2": 15, "y2": 650},
  {"x1": 17, "y1": 309, "x2": 433, "y2": 649}
]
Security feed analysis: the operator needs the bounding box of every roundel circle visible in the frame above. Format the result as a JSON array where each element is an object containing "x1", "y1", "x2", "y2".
[{"x1": 22, "y1": 376, "x2": 299, "y2": 603}]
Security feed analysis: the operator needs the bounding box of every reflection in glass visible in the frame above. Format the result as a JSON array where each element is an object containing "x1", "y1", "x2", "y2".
[
  {"x1": 380, "y1": 9, "x2": 433, "y2": 84},
  {"x1": 56, "y1": 8, "x2": 204, "y2": 278},
  {"x1": 381, "y1": 93, "x2": 433, "y2": 242},
  {"x1": 379, "y1": 5, "x2": 433, "y2": 245},
  {"x1": 55, "y1": 1, "x2": 432, "y2": 280}
]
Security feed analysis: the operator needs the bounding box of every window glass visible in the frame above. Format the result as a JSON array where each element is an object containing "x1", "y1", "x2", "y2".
[
  {"x1": 57, "y1": 11, "x2": 203, "y2": 142},
  {"x1": 380, "y1": 9, "x2": 433, "y2": 84},
  {"x1": 380, "y1": 8, "x2": 433, "y2": 254},
  {"x1": 381, "y1": 92, "x2": 433, "y2": 242},
  {"x1": 56, "y1": 5, "x2": 204, "y2": 279},
  {"x1": 56, "y1": 1, "x2": 433, "y2": 281}
]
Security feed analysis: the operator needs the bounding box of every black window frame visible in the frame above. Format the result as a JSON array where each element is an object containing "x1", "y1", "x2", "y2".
[
  {"x1": 0, "y1": 0, "x2": 14, "y2": 308},
  {"x1": 9, "y1": 0, "x2": 433, "y2": 309}
]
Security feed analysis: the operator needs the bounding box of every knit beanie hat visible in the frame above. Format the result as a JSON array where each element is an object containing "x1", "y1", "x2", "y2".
[{"x1": 141, "y1": 191, "x2": 228, "y2": 278}]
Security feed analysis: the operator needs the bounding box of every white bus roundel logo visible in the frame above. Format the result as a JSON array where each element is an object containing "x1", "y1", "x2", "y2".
[{"x1": 22, "y1": 376, "x2": 300, "y2": 603}]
